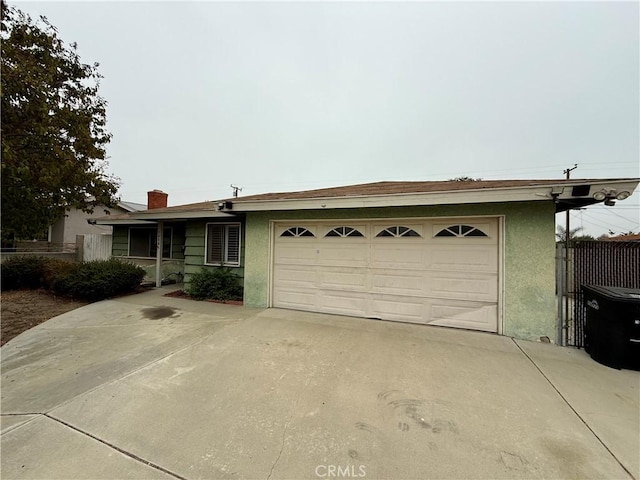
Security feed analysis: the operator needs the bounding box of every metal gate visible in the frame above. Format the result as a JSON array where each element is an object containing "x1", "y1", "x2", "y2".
[{"x1": 561, "y1": 241, "x2": 640, "y2": 347}]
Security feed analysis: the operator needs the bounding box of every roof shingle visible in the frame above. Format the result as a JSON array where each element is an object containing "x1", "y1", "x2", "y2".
[
  {"x1": 93, "y1": 178, "x2": 638, "y2": 222},
  {"x1": 232, "y1": 179, "x2": 635, "y2": 202}
]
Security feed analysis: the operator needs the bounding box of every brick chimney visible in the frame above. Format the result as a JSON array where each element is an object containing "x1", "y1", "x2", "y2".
[{"x1": 147, "y1": 190, "x2": 168, "y2": 210}]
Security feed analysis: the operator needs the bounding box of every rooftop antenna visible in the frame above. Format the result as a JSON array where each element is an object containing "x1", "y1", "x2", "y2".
[{"x1": 231, "y1": 184, "x2": 243, "y2": 198}]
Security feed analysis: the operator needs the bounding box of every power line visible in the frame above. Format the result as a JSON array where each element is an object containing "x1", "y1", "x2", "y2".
[
  {"x1": 583, "y1": 210, "x2": 639, "y2": 228},
  {"x1": 587, "y1": 207, "x2": 640, "y2": 223},
  {"x1": 578, "y1": 211, "x2": 629, "y2": 231},
  {"x1": 584, "y1": 208, "x2": 638, "y2": 218}
]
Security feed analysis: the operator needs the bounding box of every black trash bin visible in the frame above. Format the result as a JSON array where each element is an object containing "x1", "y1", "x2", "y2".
[{"x1": 582, "y1": 285, "x2": 640, "y2": 370}]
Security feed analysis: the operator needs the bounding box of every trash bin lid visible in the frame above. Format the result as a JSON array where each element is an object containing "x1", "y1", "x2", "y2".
[{"x1": 582, "y1": 285, "x2": 640, "y2": 303}]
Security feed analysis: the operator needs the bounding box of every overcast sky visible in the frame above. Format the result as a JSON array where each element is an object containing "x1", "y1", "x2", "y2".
[{"x1": 15, "y1": 0, "x2": 640, "y2": 237}]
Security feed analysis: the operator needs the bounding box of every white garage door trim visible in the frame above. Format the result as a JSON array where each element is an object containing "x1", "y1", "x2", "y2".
[{"x1": 269, "y1": 215, "x2": 504, "y2": 334}]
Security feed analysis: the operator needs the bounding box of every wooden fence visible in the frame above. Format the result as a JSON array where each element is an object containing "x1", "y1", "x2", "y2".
[
  {"x1": 77, "y1": 234, "x2": 112, "y2": 262},
  {"x1": 0, "y1": 235, "x2": 113, "y2": 263}
]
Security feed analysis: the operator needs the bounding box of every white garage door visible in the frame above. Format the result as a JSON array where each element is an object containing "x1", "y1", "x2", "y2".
[{"x1": 272, "y1": 218, "x2": 500, "y2": 332}]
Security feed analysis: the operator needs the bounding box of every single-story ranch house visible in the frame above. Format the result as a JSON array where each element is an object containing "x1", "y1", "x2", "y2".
[{"x1": 93, "y1": 178, "x2": 639, "y2": 342}]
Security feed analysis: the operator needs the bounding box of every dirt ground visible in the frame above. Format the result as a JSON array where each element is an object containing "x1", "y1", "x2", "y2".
[
  {"x1": 0, "y1": 287, "x2": 235, "y2": 347},
  {"x1": 1, "y1": 290, "x2": 88, "y2": 346}
]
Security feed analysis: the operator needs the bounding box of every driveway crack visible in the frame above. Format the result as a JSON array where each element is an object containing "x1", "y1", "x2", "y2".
[
  {"x1": 512, "y1": 339, "x2": 636, "y2": 480},
  {"x1": 46, "y1": 326, "x2": 230, "y2": 415},
  {"x1": 44, "y1": 413, "x2": 188, "y2": 480},
  {"x1": 266, "y1": 373, "x2": 314, "y2": 480}
]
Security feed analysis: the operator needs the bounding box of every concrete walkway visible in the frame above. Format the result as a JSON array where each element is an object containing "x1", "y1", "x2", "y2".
[{"x1": 1, "y1": 286, "x2": 638, "y2": 480}]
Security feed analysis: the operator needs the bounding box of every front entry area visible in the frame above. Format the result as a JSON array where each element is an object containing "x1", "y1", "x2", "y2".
[{"x1": 271, "y1": 217, "x2": 501, "y2": 332}]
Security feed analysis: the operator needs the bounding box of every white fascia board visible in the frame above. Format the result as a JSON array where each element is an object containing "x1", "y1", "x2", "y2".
[
  {"x1": 231, "y1": 179, "x2": 640, "y2": 212},
  {"x1": 93, "y1": 219, "x2": 156, "y2": 225},
  {"x1": 93, "y1": 211, "x2": 235, "y2": 224},
  {"x1": 578, "y1": 179, "x2": 639, "y2": 196},
  {"x1": 130, "y1": 210, "x2": 233, "y2": 220}
]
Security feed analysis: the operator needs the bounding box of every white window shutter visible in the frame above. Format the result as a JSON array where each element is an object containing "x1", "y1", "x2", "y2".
[
  {"x1": 208, "y1": 225, "x2": 224, "y2": 264},
  {"x1": 226, "y1": 225, "x2": 240, "y2": 264}
]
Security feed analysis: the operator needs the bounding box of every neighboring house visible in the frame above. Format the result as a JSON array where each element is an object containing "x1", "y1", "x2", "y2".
[
  {"x1": 605, "y1": 234, "x2": 640, "y2": 242},
  {"x1": 94, "y1": 178, "x2": 640, "y2": 342},
  {"x1": 49, "y1": 200, "x2": 146, "y2": 245}
]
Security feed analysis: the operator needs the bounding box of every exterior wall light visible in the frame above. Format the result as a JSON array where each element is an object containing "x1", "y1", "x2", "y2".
[
  {"x1": 592, "y1": 191, "x2": 607, "y2": 201},
  {"x1": 592, "y1": 189, "x2": 631, "y2": 205},
  {"x1": 616, "y1": 191, "x2": 631, "y2": 201},
  {"x1": 593, "y1": 189, "x2": 632, "y2": 206}
]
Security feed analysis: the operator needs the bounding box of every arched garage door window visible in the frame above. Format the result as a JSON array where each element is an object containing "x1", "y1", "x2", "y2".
[
  {"x1": 376, "y1": 226, "x2": 420, "y2": 237},
  {"x1": 325, "y1": 227, "x2": 364, "y2": 237},
  {"x1": 280, "y1": 227, "x2": 315, "y2": 237},
  {"x1": 435, "y1": 225, "x2": 488, "y2": 237}
]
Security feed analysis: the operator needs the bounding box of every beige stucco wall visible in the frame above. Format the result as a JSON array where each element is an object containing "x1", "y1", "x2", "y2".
[
  {"x1": 50, "y1": 207, "x2": 117, "y2": 244},
  {"x1": 243, "y1": 201, "x2": 557, "y2": 341}
]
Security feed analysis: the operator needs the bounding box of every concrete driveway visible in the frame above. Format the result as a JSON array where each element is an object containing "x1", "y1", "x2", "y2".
[{"x1": 1, "y1": 286, "x2": 638, "y2": 480}]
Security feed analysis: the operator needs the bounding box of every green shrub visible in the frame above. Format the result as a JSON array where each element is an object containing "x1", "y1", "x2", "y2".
[
  {"x1": 41, "y1": 259, "x2": 79, "y2": 291},
  {"x1": 187, "y1": 268, "x2": 243, "y2": 301},
  {"x1": 53, "y1": 259, "x2": 145, "y2": 301},
  {"x1": 1, "y1": 256, "x2": 48, "y2": 290}
]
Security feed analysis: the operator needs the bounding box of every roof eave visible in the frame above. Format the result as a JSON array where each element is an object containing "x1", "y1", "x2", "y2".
[
  {"x1": 117, "y1": 202, "x2": 146, "y2": 212},
  {"x1": 229, "y1": 179, "x2": 640, "y2": 212},
  {"x1": 93, "y1": 219, "x2": 157, "y2": 226},
  {"x1": 92, "y1": 210, "x2": 241, "y2": 225}
]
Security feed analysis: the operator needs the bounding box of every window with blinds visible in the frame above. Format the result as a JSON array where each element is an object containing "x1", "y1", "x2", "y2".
[{"x1": 206, "y1": 223, "x2": 241, "y2": 267}]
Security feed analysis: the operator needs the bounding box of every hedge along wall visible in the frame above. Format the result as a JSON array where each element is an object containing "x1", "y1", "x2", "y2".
[{"x1": 183, "y1": 219, "x2": 245, "y2": 289}]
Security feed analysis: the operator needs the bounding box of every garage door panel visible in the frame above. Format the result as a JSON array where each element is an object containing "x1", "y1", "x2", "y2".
[
  {"x1": 318, "y1": 245, "x2": 368, "y2": 267},
  {"x1": 319, "y1": 268, "x2": 368, "y2": 291},
  {"x1": 370, "y1": 296, "x2": 425, "y2": 322},
  {"x1": 429, "y1": 272, "x2": 498, "y2": 302},
  {"x1": 273, "y1": 289, "x2": 317, "y2": 311},
  {"x1": 371, "y1": 271, "x2": 426, "y2": 296},
  {"x1": 274, "y1": 244, "x2": 317, "y2": 265},
  {"x1": 429, "y1": 302, "x2": 497, "y2": 332},
  {"x1": 371, "y1": 244, "x2": 426, "y2": 269},
  {"x1": 428, "y1": 246, "x2": 497, "y2": 271},
  {"x1": 273, "y1": 266, "x2": 316, "y2": 288},
  {"x1": 317, "y1": 291, "x2": 367, "y2": 317}
]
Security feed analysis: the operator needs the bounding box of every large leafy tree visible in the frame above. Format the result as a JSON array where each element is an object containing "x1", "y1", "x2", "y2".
[{"x1": 1, "y1": 1, "x2": 119, "y2": 241}]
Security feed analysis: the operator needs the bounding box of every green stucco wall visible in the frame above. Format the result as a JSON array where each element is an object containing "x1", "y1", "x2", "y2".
[{"x1": 243, "y1": 202, "x2": 557, "y2": 341}]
